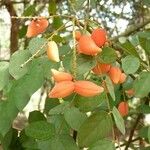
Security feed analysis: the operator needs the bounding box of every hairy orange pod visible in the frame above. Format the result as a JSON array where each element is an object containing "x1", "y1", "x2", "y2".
[
  {"x1": 78, "y1": 35, "x2": 102, "y2": 55},
  {"x1": 47, "y1": 41, "x2": 60, "y2": 62},
  {"x1": 74, "y1": 80, "x2": 104, "y2": 97},
  {"x1": 75, "y1": 30, "x2": 82, "y2": 41},
  {"x1": 91, "y1": 28, "x2": 107, "y2": 47},
  {"x1": 118, "y1": 102, "x2": 129, "y2": 117},
  {"x1": 108, "y1": 66, "x2": 122, "y2": 84},
  {"x1": 48, "y1": 81, "x2": 75, "y2": 98},
  {"x1": 26, "y1": 18, "x2": 49, "y2": 38},
  {"x1": 118, "y1": 73, "x2": 127, "y2": 84},
  {"x1": 92, "y1": 63, "x2": 111, "y2": 75},
  {"x1": 51, "y1": 69, "x2": 73, "y2": 82}
]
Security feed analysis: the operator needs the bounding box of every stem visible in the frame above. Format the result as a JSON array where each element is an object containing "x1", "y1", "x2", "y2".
[
  {"x1": 105, "y1": 91, "x2": 116, "y2": 142},
  {"x1": 72, "y1": 18, "x2": 77, "y2": 78},
  {"x1": 11, "y1": 14, "x2": 74, "y2": 19}
]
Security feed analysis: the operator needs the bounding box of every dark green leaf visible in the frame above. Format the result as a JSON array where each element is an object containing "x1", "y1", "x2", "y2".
[
  {"x1": 23, "y1": 5, "x2": 36, "y2": 16},
  {"x1": 48, "y1": 0, "x2": 56, "y2": 15},
  {"x1": 112, "y1": 107, "x2": 125, "y2": 135},
  {"x1": 48, "y1": 114, "x2": 70, "y2": 134},
  {"x1": 28, "y1": 111, "x2": 46, "y2": 123},
  {"x1": 74, "y1": 93, "x2": 106, "y2": 112},
  {"x1": 38, "y1": 135, "x2": 79, "y2": 150},
  {"x1": 44, "y1": 98, "x2": 60, "y2": 114},
  {"x1": 77, "y1": 54, "x2": 96, "y2": 77},
  {"x1": 98, "y1": 47, "x2": 117, "y2": 64},
  {"x1": 52, "y1": 17, "x2": 63, "y2": 29},
  {"x1": 49, "y1": 101, "x2": 69, "y2": 115},
  {"x1": 25, "y1": 121, "x2": 55, "y2": 140},
  {"x1": 64, "y1": 107, "x2": 87, "y2": 131},
  {"x1": 89, "y1": 139, "x2": 115, "y2": 150},
  {"x1": 78, "y1": 111, "x2": 112, "y2": 147},
  {"x1": 137, "y1": 105, "x2": 150, "y2": 114}
]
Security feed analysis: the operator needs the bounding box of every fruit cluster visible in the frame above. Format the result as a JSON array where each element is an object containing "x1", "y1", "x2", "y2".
[
  {"x1": 75, "y1": 28, "x2": 106, "y2": 55},
  {"x1": 49, "y1": 69, "x2": 104, "y2": 98},
  {"x1": 26, "y1": 18, "x2": 129, "y2": 117}
]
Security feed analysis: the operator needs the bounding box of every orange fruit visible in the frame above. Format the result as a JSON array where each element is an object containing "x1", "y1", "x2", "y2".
[
  {"x1": 91, "y1": 28, "x2": 107, "y2": 47},
  {"x1": 51, "y1": 69, "x2": 73, "y2": 82},
  {"x1": 78, "y1": 35, "x2": 102, "y2": 55},
  {"x1": 125, "y1": 89, "x2": 135, "y2": 97},
  {"x1": 118, "y1": 102, "x2": 129, "y2": 117},
  {"x1": 47, "y1": 41, "x2": 60, "y2": 62},
  {"x1": 48, "y1": 81, "x2": 74, "y2": 98},
  {"x1": 118, "y1": 73, "x2": 127, "y2": 84},
  {"x1": 108, "y1": 66, "x2": 122, "y2": 84},
  {"x1": 26, "y1": 18, "x2": 49, "y2": 38},
  {"x1": 74, "y1": 80, "x2": 104, "y2": 97},
  {"x1": 75, "y1": 30, "x2": 81, "y2": 41},
  {"x1": 92, "y1": 63, "x2": 111, "y2": 75}
]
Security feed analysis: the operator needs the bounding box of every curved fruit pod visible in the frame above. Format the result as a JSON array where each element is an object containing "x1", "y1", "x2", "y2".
[
  {"x1": 75, "y1": 30, "x2": 82, "y2": 41},
  {"x1": 118, "y1": 102, "x2": 129, "y2": 117},
  {"x1": 118, "y1": 73, "x2": 127, "y2": 84},
  {"x1": 47, "y1": 41, "x2": 60, "y2": 62},
  {"x1": 26, "y1": 18, "x2": 49, "y2": 38},
  {"x1": 78, "y1": 35, "x2": 102, "y2": 55},
  {"x1": 48, "y1": 81, "x2": 75, "y2": 98},
  {"x1": 91, "y1": 28, "x2": 107, "y2": 47},
  {"x1": 74, "y1": 80, "x2": 104, "y2": 97},
  {"x1": 92, "y1": 63, "x2": 111, "y2": 75},
  {"x1": 51, "y1": 69, "x2": 73, "y2": 82},
  {"x1": 108, "y1": 66, "x2": 122, "y2": 84}
]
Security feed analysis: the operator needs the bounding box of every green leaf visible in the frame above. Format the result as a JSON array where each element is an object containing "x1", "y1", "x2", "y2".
[
  {"x1": 9, "y1": 50, "x2": 31, "y2": 79},
  {"x1": 19, "y1": 25, "x2": 27, "y2": 38},
  {"x1": 139, "y1": 126, "x2": 149, "y2": 139},
  {"x1": 74, "y1": 93, "x2": 106, "y2": 112},
  {"x1": 148, "y1": 126, "x2": 150, "y2": 143},
  {"x1": 71, "y1": 0, "x2": 86, "y2": 10},
  {"x1": 27, "y1": 37, "x2": 47, "y2": 55},
  {"x1": 133, "y1": 72, "x2": 150, "y2": 98},
  {"x1": 38, "y1": 135, "x2": 79, "y2": 150},
  {"x1": 25, "y1": 121, "x2": 55, "y2": 140},
  {"x1": 48, "y1": 0, "x2": 56, "y2": 15},
  {"x1": 105, "y1": 76, "x2": 115, "y2": 101},
  {"x1": 139, "y1": 36, "x2": 150, "y2": 55},
  {"x1": 48, "y1": 114, "x2": 70, "y2": 135},
  {"x1": 28, "y1": 111, "x2": 46, "y2": 123},
  {"x1": 64, "y1": 107, "x2": 87, "y2": 131},
  {"x1": 89, "y1": 139, "x2": 115, "y2": 150},
  {"x1": 77, "y1": 54, "x2": 96, "y2": 77},
  {"x1": 98, "y1": 47, "x2": 117, "y2": 64},
  {"x1": 112, "y1": 107, "x2": 125, "y2": 135},
  {"x1": 119, "y1": 40, "x2": 139, "y2": 57},
  {"x1": 78, "y1": 111, "x2": 112, "y2": 147},
  {"x1": 59, "y1": 45, "x2": 71, "y2": 56},
  {"x1": 44, "y1": 98, "x2": 60, "y2": 114},
  {"x1": 137, "y1": 105, "x2": 150, "y2": 114},
  {"x1": 23, "y1": 5, "x2": 36, "y2": 16},
  {"x1": 12, "y1": 59, "x2": 44, "y2": 110},
  {"x1": 121, "y1": 55, "x2": 140, "y2": 74},
  {"x1": 0, "y1": 62, "x2": 9, "y2": 90},
  {"x1": 52, "y1": 17, "x2": 63, "y2": 29},
  {"x1": 49, "y1": 101, "x2": 69, "y2": 115}
]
